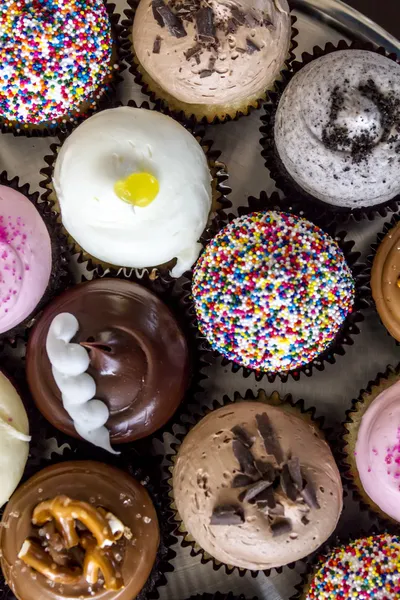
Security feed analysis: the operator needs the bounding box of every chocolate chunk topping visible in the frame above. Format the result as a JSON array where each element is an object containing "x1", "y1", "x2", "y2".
[
  {"x1": 242, "y1": 480, "x2": 272, "y2": 503},
  {"x1": 301, "y1": 515, "x2": 310, "y2": 525},
  {"x1": 232, "y1": 439, "x2": 257, "y2": 477},
  {"x1": 246, "y1": 38, "x2": 260, "y2": 54},
  {"x1": 199, "y1": 69, "x2": 213, "y2": 78},
  {"x1": 281, "y1": 464, "x2": 298, "y2": 502},
  {"x1": 184, "y1": 43, "x2": 202, "y2": 60},
  {"x1": 157, "y1": 4, "x2": 187, "y2": 37},
  {"x1": 152, "y1": 36, "x2": 162, "y2": 53},
  {"x1": 255, "y1": 413, "x2": 284, "y2": 464},
  {"x1": 301, "y1": 481, "x2": 320, "y2": 509},
  {"x1": 287, "y1": 457, "x2": 303, "y2": 490},
  {"x1": 271, "y1": 518, "x2": 292, "y2": 537},
  {"x1": 232, "y1": 474, "x2": 255, "y2": 488},
  {"x1": 152, "y1": 0, "x2": 165, "y2": 27},
  {"x1": 256, "y1": 486, "x2": 276, "y2": 509},
  {"x1": 231, "y1": 425, "x2": 254, "y2": 449},
  {"x1": 195, "y1": 7, "x2": 215, "y2": 42},
  {"x1": 210, "y1": 504, "x2": 244, "y2": 525},
  {"x1": 254, "y1": 460, "x2": 275, "y2": 484}
]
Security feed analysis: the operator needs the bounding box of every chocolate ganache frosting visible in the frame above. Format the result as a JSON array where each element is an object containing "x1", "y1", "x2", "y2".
[
  {"x1": 0, "y1": 461, "x2": 159, "y2": 600},
  {"x1": 26, "y1": 279, "x2": 189, "y2": 445}
]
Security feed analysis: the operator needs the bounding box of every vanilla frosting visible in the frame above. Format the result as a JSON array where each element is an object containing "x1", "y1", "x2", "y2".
[
  {"x1": 0, "y1": 185, "x2": 52, "y2": 334},
  {"x1": 173, "y1": 402, "x2": 343, "y2": 570},
  {"x1": 132, "y1": 0, "x2": 291, "y2": 107},
  {"x1": 46, "y1": 313, "x2": 118, "y2": 454},
  {"x1": 274, "y1": 50, "x2": 400, "y2": 208},
  {"x1": 355, "y1": 379, "x2": 400, "y2": 523},
  {"x1": 53, "y1": 107, "x2": 212, "y2": 277},
  {"x1": 0, "y1": 371, "x2": 30, "y2": 507}
]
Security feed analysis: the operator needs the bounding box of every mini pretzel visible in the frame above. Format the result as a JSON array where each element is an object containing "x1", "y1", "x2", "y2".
[
  {"x1": 81, "y1": 534, "x2": 124, "y2": 591},
  {"x1": 18, "y1": 539, "x2": 81, "y2": 585},
  {"x1": 32, "y1": 496, "x2": 121, "y2": 549}
]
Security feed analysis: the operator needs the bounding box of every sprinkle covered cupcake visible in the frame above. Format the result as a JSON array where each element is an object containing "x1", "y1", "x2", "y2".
[
  {"x1": 129, "y1": 0, "x2": 293, "y2": 122},
  {"x1": 192, "y1": 211, "x2": 355, "y2": 375},
  {"x1": 0, "y1": 0, "x2": 117, "y2": 133},
  {"x1": 299, "y1": 534, "x2": 400, "y2": 599}
]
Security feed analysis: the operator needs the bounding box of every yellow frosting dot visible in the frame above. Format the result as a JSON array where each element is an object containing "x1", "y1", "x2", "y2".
[{"x1": 114, "y1": 172, "x2": 159, "y2": 207}]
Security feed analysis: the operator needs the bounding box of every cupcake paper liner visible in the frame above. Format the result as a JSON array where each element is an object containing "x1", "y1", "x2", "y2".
[
  {"x1": 340, "y1": 363, "x2": 400, "y2": 528},
  {"x1": 185, "y1": 595, "x2": 258, "y2": 600},
  {"x1": 0, "y1": 171, "x2": 71, "y2": 348},
  {"x1": 182, "y1": 191, "x2": 369, "y2": 384},
  {"x1": 259, "y1": 40, "x2": 400, "y2": 226},
  {"x1": 164, "y1": 388, "x2": 330, "y2": 577},
  {"x1": 119, "y1": 1, "x2": 298, "y2": 125},
  {"x1": 39, "y1": 98, "x2": 232, "y2": 280},
  {"x1": 0, "y1": 1, "x2": 125, "y2": 138},
  {"x1": 0, "y1": 359, "x2": 177, "y2": 600}
]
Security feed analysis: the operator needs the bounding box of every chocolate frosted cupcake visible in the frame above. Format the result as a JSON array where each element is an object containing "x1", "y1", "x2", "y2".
[
  {"x1": 26, "y1": 278, "x2": 190, "y2": 454},
  {"x1": 123, "y1": 0, "x2": 295, "y2": 122},
  {"x1": 262, "y1": 46, "x2": 400, "y2": 217},
  {"x1": 171, "y1": 394, "x2": 343, "y2": 571}
]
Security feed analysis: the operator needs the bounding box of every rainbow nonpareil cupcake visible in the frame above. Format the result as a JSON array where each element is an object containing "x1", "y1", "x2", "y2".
[{"x1": 0, "y1": 0, "x2": 119, "y2": 134}]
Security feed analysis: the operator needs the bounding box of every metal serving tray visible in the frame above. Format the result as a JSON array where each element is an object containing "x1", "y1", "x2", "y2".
[{"x1": 0, "y1": 1, "x2": 399, "y2": 599}]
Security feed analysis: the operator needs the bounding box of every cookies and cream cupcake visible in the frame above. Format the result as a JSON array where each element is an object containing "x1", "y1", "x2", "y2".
[
  {"x1": 129, "y1": 0, "x2": 293, "y2": 122},
  {"x1": 267, "y1": 49, "x2": 400, "y2": 211},
  {"x1": 52, "y1": 106, "x2": 213, "y2": 276},
  {"x1": 172, "y1": 400, "x2": 343, "y2": 570}
]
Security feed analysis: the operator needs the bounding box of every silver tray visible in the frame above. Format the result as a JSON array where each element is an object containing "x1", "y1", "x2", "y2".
[{"x1": 1, "y1": 1, "x2": 399, "y2": 599}]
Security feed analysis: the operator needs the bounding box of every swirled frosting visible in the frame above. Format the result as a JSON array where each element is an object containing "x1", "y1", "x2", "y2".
[
  {"x1": 0, "y1": 185, "x2": 52, "y2": 334},
  {"x1": 355, "y1": 379, "x2": 400, "y2": 523},
  {"x1": 0, "y1": 371, "x2": 30, "y2": 508},
  {"x1": 274, "y1": 50, "x2": 400, "y2": 208},
  {"x1": 133, "y1": 0, "x2": 291, "y2": 108},
  {"x1": 173, "y1": 402, "x2": 343, "y2": 570},
  {"x1": 53, "y1": 107, "x2": 212, "y2": 276},
  {"x1": 46, "y1": 313, "x2": 118, "y2": 454}
]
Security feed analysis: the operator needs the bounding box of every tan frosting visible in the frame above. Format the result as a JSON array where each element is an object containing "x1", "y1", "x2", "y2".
[
  {"x1": 173, "y1": 402, "x2": 343, "y2": 570},
  {"x1": 132, "y1": 0, "x2": 291, "y2": 106},
  {"x1": 371, "y1": 221, "x2": 400, "y2": 342}
]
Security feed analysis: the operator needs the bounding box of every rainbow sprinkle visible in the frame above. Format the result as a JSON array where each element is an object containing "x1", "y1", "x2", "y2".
[
  {"x1": 306, "y1": 534, "x2": 400, "y2": 599},
  {"x1": 0, "y1": 0, "x2": 114, "y2": 125},
  {"x1": 192, "y1": 211, "x2": 355, "y2": 373}
]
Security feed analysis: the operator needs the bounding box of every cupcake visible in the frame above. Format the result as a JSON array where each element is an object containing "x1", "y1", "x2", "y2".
[
  {"x1": 0, "y1": 183, "x2": 52, "y2": 339},
  {"x1": 26, "y1": 278, "x2": 189, "y2": 453},
  {"x1": 127, "y1": 0, "x2": 293, "y2": 122},
  {"x1": 263, "y1": 48, "x2": 400, "y2": 213},
  {"x1": 51, "y1": 106, "x2": 218, "y2": 276},
  {"x1": 370, "y1": 219, "x2": 400, "y2": 342},
  {"x1": 0, "y1": 371, "x2": 30, "y2": 508},
  {"x1": 0, "y1": 460, "x2": 159, "y2": 600},
  {"x1": 172, "y1": 399, "x2": 343, "y2": 570},
  {"x1": 192, "y1": 211, "x2": 356, "y2": 377},
  {"x1": 296, "y1": 533, "x2": 400, "y2": 599},
  {"x1": 0, "y1": 0, "x2": 119, "y2": 134},
  {"x1": 343, "y1": 366, "x2": 400, "y2": 524}
]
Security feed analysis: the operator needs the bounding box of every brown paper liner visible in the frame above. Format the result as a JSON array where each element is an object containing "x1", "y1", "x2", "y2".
[
  {"x1": 182, "y1": 191, "x2": 369, "y2": 383},
  {"x1": 39, "y1": 99, "x2": 231, "y2": 279},
  {"x1": 260, "y1": 40, "x2": 400, "y2": 226},
  {"x1": 341, "y1": 363, "x2": 400, "y2": 527},
  {"x1": 119, "y1": 1, "x2": 298, "y2": 125},
  {"x1": 0, "y1": 171, "x2": 71, "y2": 348},
  {"x1": 0, "y1": 1, "x2": 124, "y2": 138},
  {"x1": 164, "y1": 388, "x2": 334, "y2": 577}
]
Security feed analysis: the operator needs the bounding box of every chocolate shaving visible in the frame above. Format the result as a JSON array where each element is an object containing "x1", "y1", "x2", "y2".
[
  {"x1": 255, "y1": 413, "x2": 284, "y2": 464},
  {"x1": 255, "y1": 486, "x2": 276, "y2": 509},
  {"x1": 227, "y1": 18, "x2": 238, "y2": 33},
  {"x1": 211, "y1": 504, "x2": 244, "y2": 525},
  {"x1": 232, "y1": 474, "x2": 255, "y2": 488},
  {"x1": 301, "y1": 481, "x2": 320, "y2": 509},
  {"x1": 242, "y1": 480, "x2": 271, "y2": 503},
  {"x1": 152, "y1": 35, "x2": 162, "y2": 53},
  {"x1": 184, "y1": 43, "x2": 202, "y2": 60},
  {"x1": 281, "y1": 464, "x2": 298, "y2": 502},
  {"x1": 287, "y1": 457, "x2": 303, "y2": 490},
  {"x1": 157, "y1": 4, "x2": 187, "y2": 38},
  {"x1": 152, "y1": 0, "x2": 165, "y2": 27},
  {"x1": 231, "y1": 6, "x2": 246, "y2": 24},
  {"x1": 246, "y1": 38, "x2": 260, "y2": 54},
  {"x1": 195, "y1": 54, "x2": 201, "y2": 65},
  {"x1": 254, "y1": 460, "x2": 275, "y2": 484},
  {"x1": 199, "y1": 69, "x2": 213, "y2": 78},
  {"x1": 232, "y1": 440, "x2": 257, "y2": 477},
  {"x1": 301, "y1": 515, "x2": 310, "y2": 525},
  {"x1": 195, "y1": 7, "x2": 215, "y2": 42},
  {"x1": 231, "y1": 425, "x2": 254, "y2": 449},
  {"x1": 271, "y1": 519, "x2": 292, "y2": 537},
  {"x1": 236, "y1": 47, "x2": 246, "y2": 54}
]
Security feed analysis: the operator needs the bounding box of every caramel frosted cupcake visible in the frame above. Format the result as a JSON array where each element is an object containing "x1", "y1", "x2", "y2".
[{"x1": 129, "y1": 0, "x2": 293, "y2": 122}]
